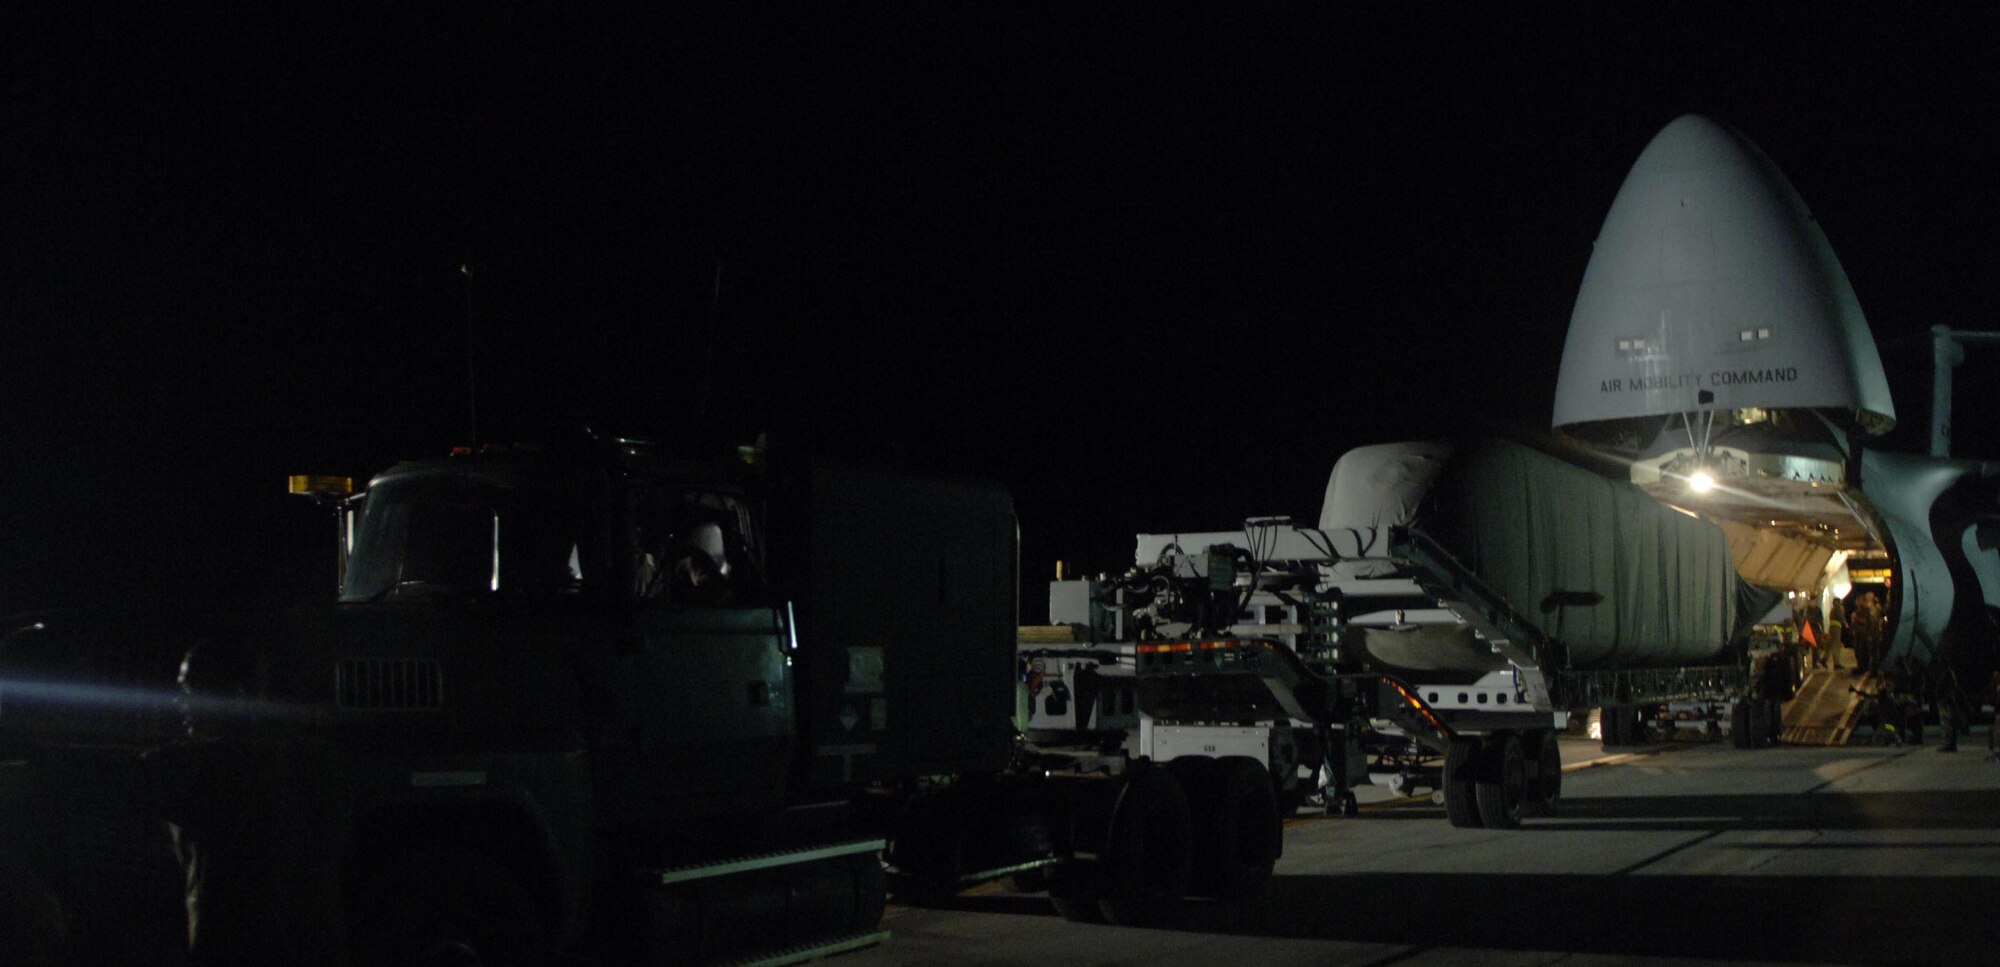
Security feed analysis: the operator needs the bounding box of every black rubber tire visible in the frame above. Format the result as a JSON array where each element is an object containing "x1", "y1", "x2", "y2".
[
  {"x1": 354, "y1": 850, "x2": 550, "y2": 967},
  {"x1": 1474, "y1": 734, "x2": 1527, "y2": 830},
  {"x1": 0, "y1": 861, "x2": 64, "y2": 967},
  {"x1": 1002, "y1": 867, "x2": 1047, "y2": 893},
  {"x1": 1165, "y1": 756, "x2": 1220, "y2": 896},
  {"x1": 1523, "y1": 731, "x2": 1562, "y2": 817},
  {"x1": 1276, "y1": 780, "x2": 1312, "y2": 818},
  {"x1": 1442, "y1": 737, "x2": 1483, "y2": 829},
  {"x1": 1163, "y1": 755, "x2": 1215, "y2": 797},
  {"x1": 1744, "y1": 698, "x2": 1771, "y2": 748},
  {"x1": 1048, "y1": 871, "x2": 1106, "y2": 923},
  {"x1": 1095, "y1": 765, "x2": 1193, "y2": 925},
  {"x1": 1198, "y1": 757, "x2": 1282, "y2": 901},
  {"x1": 848, "y1": 851, "x2": 888, "y2": 935},
  {"x1": 1731, "y1": 699, "x2": 1754, "y2": 748},
  {"x1": 1601, "y1": 705, "x2": 1633, "y2": 749}
]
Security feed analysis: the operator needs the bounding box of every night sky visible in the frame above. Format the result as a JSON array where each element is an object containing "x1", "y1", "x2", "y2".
[{"x1": 6, "y1": 6, "x2": 1998, "y2": 617}]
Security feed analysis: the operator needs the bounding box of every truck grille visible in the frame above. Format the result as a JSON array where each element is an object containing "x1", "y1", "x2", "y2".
[{"x1": 335, "y1": 658, "x2": 444, "y2": 710}]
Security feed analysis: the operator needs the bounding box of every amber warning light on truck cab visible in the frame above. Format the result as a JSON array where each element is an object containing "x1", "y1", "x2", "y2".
[{"x1": 287, "y1": 475, "x2": 354, "y2": 499}]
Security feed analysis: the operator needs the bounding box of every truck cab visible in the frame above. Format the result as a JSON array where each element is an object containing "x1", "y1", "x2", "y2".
[{"x1": 221, "y1": 437, "x2": 990, "y2": 964}]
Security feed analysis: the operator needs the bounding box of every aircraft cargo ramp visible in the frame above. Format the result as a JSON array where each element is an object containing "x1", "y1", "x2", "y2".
[{"x1": 1781, "y1": 668, "x2": 1870, "y2": 745}]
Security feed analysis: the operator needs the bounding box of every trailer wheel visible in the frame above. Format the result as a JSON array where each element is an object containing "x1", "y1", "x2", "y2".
[
  {"x1": 1442, "y1": 738, "x2": 1483, "y2": 829},
  {"x1": 1602, "y1": 705, "x2": 1636, "y2": 748},
  {"x1": 1474, "y1": 734, "x2": 1526, "y2": 830},
  {"x1": 1523, "y1": 732, "x2": 1562, "y2": 816},
  {"x1": 1185, "y1": 757, "x2": 1281, "y2": 901},
  {"x1": 1164, "y1": 756, "x2": 1219, "y2": 895},
  {"x1": 1730, "y1": 700, "x2": 1754, "y2": 748},
  {"x1": 1732, "y1": 697, "x2": 1775, "y2": 748},
  {"x1": 1095, "y1": 764, "x2": 1193, "y2": 925}
]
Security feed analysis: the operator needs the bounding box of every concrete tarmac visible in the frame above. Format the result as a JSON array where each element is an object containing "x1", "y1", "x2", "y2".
[{"x1": 846, "y1": 735, "x2": 2000, "y2": 966}]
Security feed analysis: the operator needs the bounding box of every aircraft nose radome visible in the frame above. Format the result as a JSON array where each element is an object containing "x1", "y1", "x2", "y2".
[
  {"x1": 1551, "y1": 114, "x2": 1895, "y2": 434},
  {"x1": 1629, "y1": 114, "x2": 1746, "y2": 172}
]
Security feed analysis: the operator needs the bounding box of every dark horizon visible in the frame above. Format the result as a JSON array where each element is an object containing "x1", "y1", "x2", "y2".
[{"x1": 7, "y1": 7, "x2": 1999, "y2": 616}]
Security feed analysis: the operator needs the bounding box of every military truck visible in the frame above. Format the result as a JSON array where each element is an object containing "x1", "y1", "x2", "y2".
[{"x1": 3, "y1": 430, "x2": 1454, "y2": 963}]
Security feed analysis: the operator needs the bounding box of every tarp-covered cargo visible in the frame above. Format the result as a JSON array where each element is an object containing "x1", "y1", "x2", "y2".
[{"x1": 1319, "y1": 439, "x2": 1738, "y2": 671}]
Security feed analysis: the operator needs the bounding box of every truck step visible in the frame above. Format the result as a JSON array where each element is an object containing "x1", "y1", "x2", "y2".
[
  {"x1": 955, "y1": 855, "x2": 1058, "y2": 884},
  {"x1": 651, "y1": 839, "x2": 885, "y2": 885},
  {"x1": 718, "y1": 929, "x2": 891, "y2": 967}
]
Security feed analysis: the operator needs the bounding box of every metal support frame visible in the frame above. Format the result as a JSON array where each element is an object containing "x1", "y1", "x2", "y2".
[
  {"x1": 1550, "y1": 664, "x2": 1746, "y2": 710},
  {"x1": 1132, "y1": 638, "x2": 1454, "y2": 754},
  {"x1": 1929, "y1": 327, "x2": 2000, "y2": 458},
  {"x1": 1387, "y1": 527, "x2": 1559, "y2": 710}
]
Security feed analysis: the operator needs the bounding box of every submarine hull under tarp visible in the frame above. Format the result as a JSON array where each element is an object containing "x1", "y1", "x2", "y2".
[
  {"x1": 1341, "y1": 625, "x2": 1511, "y2": 684},
  {"x1": 1321, "y1": 439, "x2": 1739, "y2": 673}
]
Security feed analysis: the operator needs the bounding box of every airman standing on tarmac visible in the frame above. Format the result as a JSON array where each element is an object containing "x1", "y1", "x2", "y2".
[
  {"x1": 159, "y1": 641, "x2": 354, "y2": 967},
  {"x1": 1893, "y1": 656, "x2": 1924, "y2": 745},
  {"x1": 1923, "y1": 659, "x2": 1959, "y2": 752},
  {"x1": 1849, "y1": 593, "x2": 1885, "y2": 675}
]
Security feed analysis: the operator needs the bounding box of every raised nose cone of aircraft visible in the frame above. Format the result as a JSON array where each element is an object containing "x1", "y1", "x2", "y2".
[{"x1": 1552, "y1": 114, "x2": 1894, "y2": 435}]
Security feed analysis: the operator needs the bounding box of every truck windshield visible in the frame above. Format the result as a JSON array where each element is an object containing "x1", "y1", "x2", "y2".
[{"x1": 341, "y1": 465, "x2": 598, "y2": 602}]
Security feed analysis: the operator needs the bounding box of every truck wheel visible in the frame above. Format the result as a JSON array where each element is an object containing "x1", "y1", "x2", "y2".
[
  {"x1": 1442, "y1": 738, "x2": 1483, "y2": 829},
  {"x1": 356, "y1": 850, "x2": 549, "y2": 967},
  {"x1": 848, "y1": 851, "x2": 888, "y2": 935},
  {"x1": 1095, "y1": 765, "x2": 1193, "y2": 925},
  {"x1": 1474, "y1": 734, "x2": 1526, "y2": 830},
  {"x1": 0, "y1": 860, "x2": 64, "y2": 967},
  {"x1": 1002, "y1": 867, "x2": 1047, "y2": 893},
  {"x1": 1523, "y1": 732, "x2": 1561, "y2": 816},
  {"x1": 1048, "y1": 881, "x2": 1106, "y2": 923}
]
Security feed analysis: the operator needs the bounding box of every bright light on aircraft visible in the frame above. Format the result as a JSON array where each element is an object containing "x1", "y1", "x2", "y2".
[{"x1": 1688, "y1": 471, "x2": 1716, "y2": 493}]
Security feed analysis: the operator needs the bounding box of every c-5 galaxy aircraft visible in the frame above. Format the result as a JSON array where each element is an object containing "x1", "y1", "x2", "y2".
[{"x1": 1552, "y1": 114, "x2": 1999, "y2": 709}]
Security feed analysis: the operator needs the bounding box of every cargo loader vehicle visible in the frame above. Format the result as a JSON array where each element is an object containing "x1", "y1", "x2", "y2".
[{"x1": 1024, "y1": 437, "x2": 1769, "y2": 831}]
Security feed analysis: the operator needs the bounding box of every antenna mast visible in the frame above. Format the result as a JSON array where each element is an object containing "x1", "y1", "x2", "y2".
[
  {"x1": 462, "y1": 260, "x2": 477, "y2": 441},
  {"x1": 697, "y1": 258, "x2": 722, "y2": 420}
]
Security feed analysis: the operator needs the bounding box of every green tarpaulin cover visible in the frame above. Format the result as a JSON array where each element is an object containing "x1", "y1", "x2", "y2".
[{"x1": 1325, "y1": 439, "x2": 1738, "y2": 670}]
